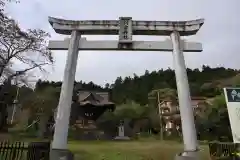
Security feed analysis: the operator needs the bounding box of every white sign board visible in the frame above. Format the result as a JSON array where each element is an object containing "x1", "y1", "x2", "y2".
[{"x1": 223, "y1": 88, "x2": 240, "y2": 143}]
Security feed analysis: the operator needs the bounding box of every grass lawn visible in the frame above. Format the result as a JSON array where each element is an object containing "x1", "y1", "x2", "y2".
[
  {"x1": 1, "y1": 133, "x2": 211, "y2": 160},
  {"x1": 68, "y1": 140, "x2": 210, "y2": 160}
]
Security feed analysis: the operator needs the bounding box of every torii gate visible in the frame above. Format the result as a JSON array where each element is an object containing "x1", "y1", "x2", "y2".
[{"x1": 48, "y1": 17, "x2": 204, "y2": 160}]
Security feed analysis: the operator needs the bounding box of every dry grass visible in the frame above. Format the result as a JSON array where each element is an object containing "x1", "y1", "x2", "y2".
[{"x1": 68, "y1": 140, "x2": 210, "y2": 160}]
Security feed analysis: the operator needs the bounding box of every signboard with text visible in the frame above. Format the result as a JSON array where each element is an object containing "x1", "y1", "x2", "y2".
[{"x1": 224, "y1": 88, "x2": 240, "y2": 143}]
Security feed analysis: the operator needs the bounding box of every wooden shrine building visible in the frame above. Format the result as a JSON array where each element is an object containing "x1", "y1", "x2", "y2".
[
  {"x1": 71, "y1": 91, "x2": 115, "y2": 121},
  {"x1": 69, "y1": 91, "x2": 116, "y2": 139}
]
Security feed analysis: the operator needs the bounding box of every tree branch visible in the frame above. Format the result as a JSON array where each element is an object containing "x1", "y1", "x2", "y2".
[
  {"x1": 0, "y1": 10, "x2": 53, "y2": 85},
  {"x1": 8, "y1": 62, "x2": 49, "y2": 79}
]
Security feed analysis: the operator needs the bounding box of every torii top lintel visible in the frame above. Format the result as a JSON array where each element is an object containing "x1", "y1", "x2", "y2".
[{"x1": 48, "y1": 17, "x2": 204, "y2": 36}]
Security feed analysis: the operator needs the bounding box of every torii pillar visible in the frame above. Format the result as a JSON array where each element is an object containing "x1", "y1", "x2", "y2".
[{"x1": 48, "y1": 17, "x2": 204, "y2": 160}]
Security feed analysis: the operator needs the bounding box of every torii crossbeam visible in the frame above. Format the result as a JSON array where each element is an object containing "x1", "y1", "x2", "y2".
[
  {"x1": 48, "y1": 38, "x2": 202, "y2": 52},
  {"x1": 48, "y1": 16, "x2": 204, "y2": 160}
]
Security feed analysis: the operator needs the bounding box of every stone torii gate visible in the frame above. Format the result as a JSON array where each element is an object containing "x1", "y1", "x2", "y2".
[{"x1": 48, "y1": 17, "x2": 204, "y2": 160}]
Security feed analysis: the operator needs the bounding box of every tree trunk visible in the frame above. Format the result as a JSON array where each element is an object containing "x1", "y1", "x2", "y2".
[
  {"x1": 0, "y1": 61, "x2": 8, "y2": 78},
  {"x1": 0, "y1": 66, "x2": 4, "y2": 78},
  {"x1": 38, "y1": 115, "x2": 49, "y2": 138},
  {"x1": 0, "y1": 110, "x2": 3, "y2": 130},
  {"x1": 0, "y1": 104, "x2": 8, "y2": 132},
  {"x1": 0, "y1": 78, "x2": 12, "y2": 132}
]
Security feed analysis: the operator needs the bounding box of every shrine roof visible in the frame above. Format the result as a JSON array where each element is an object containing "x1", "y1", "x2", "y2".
[{"x1": 77, "y1": 91, "x2": 115, "y2": 107}]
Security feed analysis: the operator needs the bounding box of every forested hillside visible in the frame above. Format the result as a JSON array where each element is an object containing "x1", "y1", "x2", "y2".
[
  {"x1": 109, "y1": 65, "x2": 239, "y2": 104},
  {"x1": 35, "y1": 65, "x2": 239, "y2": 104}
]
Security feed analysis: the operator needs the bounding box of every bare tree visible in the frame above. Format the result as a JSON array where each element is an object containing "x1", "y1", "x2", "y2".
[
  {"x1": 0, "y1": 66, "x2": 32, "y2": 86},
  {"x1": 0, "y1": 12, "x2": 53, "y2": 82},
  {"x1": 0, "y1": 0, "x2": 19, "y2": 11}
]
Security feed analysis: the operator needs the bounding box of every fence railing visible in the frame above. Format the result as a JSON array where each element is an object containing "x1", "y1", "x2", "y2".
[
  {"x1": 209, "y1": 142, "x2": 240, "y2": 160},
  {"x1": 0, "y1": 141, "x2": 50, "y2": 160}
]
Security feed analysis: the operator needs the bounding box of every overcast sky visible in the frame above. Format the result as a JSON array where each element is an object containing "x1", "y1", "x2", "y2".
[{"x1": 4, "y1": 0, "x2": 240, "y2": 86}]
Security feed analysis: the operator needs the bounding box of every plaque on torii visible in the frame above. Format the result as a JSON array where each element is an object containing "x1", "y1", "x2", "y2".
[{"x1": 48, "y1": 16, "x2": 204, "y2": 159}]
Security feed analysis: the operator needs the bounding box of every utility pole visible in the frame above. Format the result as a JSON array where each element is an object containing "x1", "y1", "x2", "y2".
[
  {"x1": 11, "y1": 75, "x2": 19, "y2": 124},
  {"x1": 157, "y1": 91, "x2": 164, "y2": 141}
]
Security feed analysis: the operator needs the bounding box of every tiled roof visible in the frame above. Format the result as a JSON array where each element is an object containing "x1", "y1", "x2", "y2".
[{"x1": 77, "y1": 91, "x2": 115, "y2": 107}]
